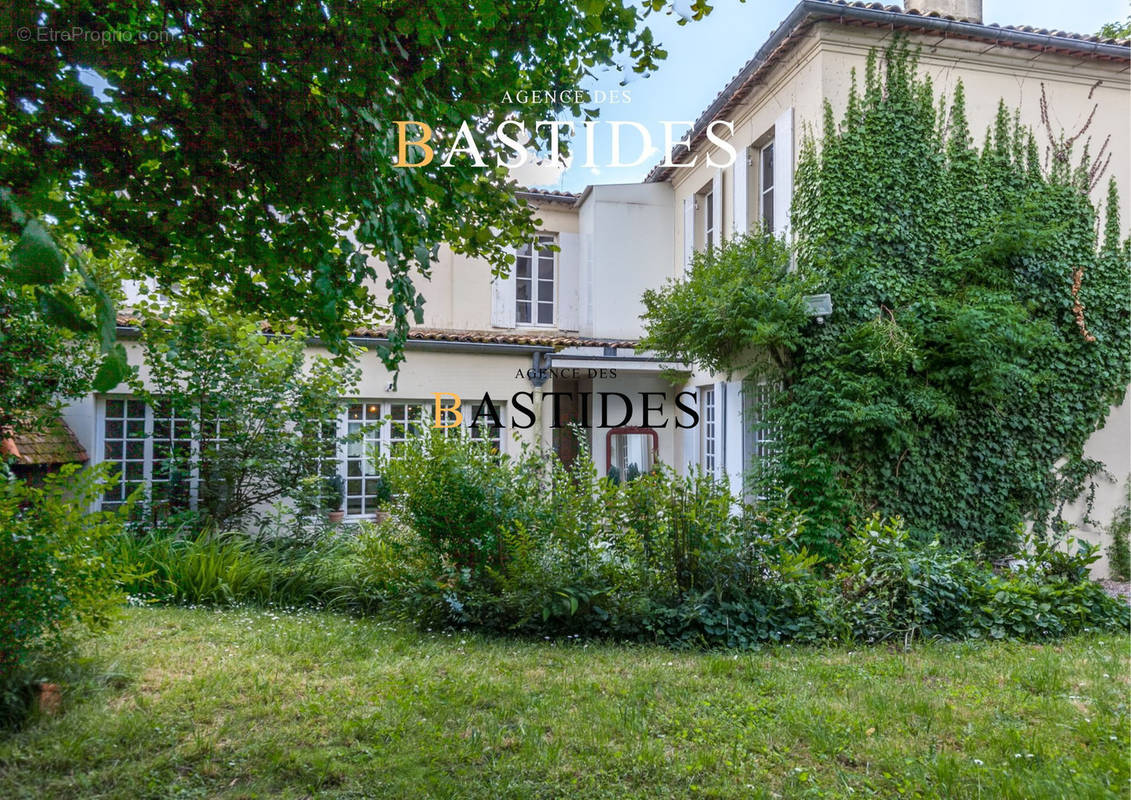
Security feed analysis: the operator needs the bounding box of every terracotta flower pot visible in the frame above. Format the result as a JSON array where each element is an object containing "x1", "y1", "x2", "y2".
[
  {"x1": 35, "y1": 682, "x2": 62, "y2": 716},
  {"x1": 374, "y1": 510, "x2": 391, "y2": 524},
  {"x1": 328, "y1": 510, "x2": 345, "y2": 523}
]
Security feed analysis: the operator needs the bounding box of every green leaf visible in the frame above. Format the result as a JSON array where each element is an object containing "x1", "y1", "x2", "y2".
[
  {"x1": 36, "y1": 288, "x2": 96, "y2": 334},
  {"x1": 9, "y1": 220, "x2": 66, "y2": 285},
  {"x1": 92, "y1": 344, "x2": 132, "y2": 392}
]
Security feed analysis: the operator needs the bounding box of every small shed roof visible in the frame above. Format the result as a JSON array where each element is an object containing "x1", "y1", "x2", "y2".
[{"x1": 1, "y1": 418, "x2": 89, "y2": 466}]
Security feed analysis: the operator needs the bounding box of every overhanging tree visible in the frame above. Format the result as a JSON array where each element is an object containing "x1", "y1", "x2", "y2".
[
  {"x1": 642, "y1": 43, "x2": 1130, "y2": 556},
  {"x1": 1, "y1": 0, "x2": 705, "y2": 373}
]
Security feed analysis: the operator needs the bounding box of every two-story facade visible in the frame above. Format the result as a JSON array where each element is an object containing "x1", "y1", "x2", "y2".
[{"x1": 61, "y1": 0, "x2": 1130, "y2": 564}]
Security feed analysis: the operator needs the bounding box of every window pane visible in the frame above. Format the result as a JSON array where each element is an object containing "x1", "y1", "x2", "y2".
[
  {"x1": 537, "y1": 303, "x2": 553, "y2": 325},
  {"x1": 106, "y1": 399, "x2": 124, "y2": 418},
  {"x1": 761, "y1": 144, "x2": 774, "y2": 189},
  {"x1": 538, "y1": 256, "x2": 553, "y2": 280},
  {"x1": 517, "y1": 301, "x2": 531, "y2": 324},
  {"x1": 537, "y1": 280, "x2": 553, "y2": 302},
  {"x1": 516, "y1": 253, "x2": 531, "y2": 279},
  {"x1": 105, "y1": 420, "x2": 123, "y2": 439},
  {"x1": 127, "y1": 399, "x2": 146, "y2": 417},
  {"x1": 516, "y1": 280, "x2": 530, "y2": 302},
  {"x1": 762, "y1": 190, "x2": 773, "y2": 233}
]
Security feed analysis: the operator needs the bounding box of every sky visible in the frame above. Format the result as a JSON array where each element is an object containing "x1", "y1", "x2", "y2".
[{"x1": 512, "y1": 0, "x2": 1128, "y2": 193}]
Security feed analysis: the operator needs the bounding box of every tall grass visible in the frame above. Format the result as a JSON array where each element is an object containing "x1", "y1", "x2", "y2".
[{"x1": 112, "y1": 523, "x2": 351, "y2": 608}]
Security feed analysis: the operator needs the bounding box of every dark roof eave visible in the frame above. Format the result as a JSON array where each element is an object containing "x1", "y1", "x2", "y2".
[{"x1": 645, "y1": 0, "x2": 1131, "y2": 183}]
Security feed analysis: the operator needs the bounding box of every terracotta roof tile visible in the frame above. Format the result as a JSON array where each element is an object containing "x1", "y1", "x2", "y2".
[
  {"x1": 1, "y1": 418, "x2": 88, "y2": 466},
  {"x1": 115, "y1": 314, "x2": 636, "y2": 351},
  {"x1": 347, "y1": 326, "x2": 638, "y2": 350}
]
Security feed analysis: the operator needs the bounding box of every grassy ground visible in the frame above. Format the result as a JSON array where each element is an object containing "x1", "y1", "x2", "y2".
[{"x1": 0, "y1": 607, "x2": 1127, "y2": 799}]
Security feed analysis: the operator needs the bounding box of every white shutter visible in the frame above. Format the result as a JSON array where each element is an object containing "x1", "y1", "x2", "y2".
[
  {"x1": 773, "y1": 108, "x2": 794, "y2": 239},
  {"x1": 556, "y1": 232, "x2": 580, "y2": 331},
  {"x1": 714, "y1": 380, "x2": 727, "y2": 480},
  {"x1": 682, "y1": 196, "x2": 695, "y2": 272},
  {"x1": 490, "y1": 252, "x2": 516, "y2": 328},
  {"x1": 732, "y1": 150, "x2": 748, "y2": 236},
  {"x1": 711, "y1": 170, "x2": 723, "y2": 244},
  {"x1": 723, "y1": 380, "x2": 745, "y2": 497}
]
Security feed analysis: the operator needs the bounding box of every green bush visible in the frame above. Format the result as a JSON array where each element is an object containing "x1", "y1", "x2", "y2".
[
  {"x1": 837, "y1": 516, "x2": 980, "y2": 644},
  {"x1": 0, "y1": 464, "x2": 125, "y2": 721},
  {"x1": 381, "y1": 427, "x2": 540, "y2": 575}
]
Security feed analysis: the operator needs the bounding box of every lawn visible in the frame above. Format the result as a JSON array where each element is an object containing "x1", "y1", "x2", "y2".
[{"x1": 0, "y1": 607, "x2": 1127, "y2": 799}]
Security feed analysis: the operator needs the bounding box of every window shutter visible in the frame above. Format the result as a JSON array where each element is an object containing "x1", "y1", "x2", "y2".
[
  {"x1": 491, "y1": 253, "x2": 516, "y2": 328},
  {"x1": 723, "y1": 380, "x2": 744, "y2": 497},
  {"x1": 732, "y1": 151, "x2": 748, "y2": 236},
  {"x1": 711, "y1": 170, "x2": 723, "y2": 243},
  {"x1": 557, "y1": 232, "x2": 580, "y2": 331},
  {"x1": 772, "y1": 108, "x2": 794, "y2": 239},
  {"x1": 682, "y1": 196, "x2": 695, "y2": 272}
]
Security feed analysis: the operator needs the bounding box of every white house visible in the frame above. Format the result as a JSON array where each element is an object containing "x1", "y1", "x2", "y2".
[{"x1": 62, "y1": 0, "x2": 1130, "y2": 566}]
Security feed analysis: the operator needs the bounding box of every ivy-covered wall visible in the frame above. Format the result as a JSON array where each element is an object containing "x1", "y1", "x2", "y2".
[{"x1": 643, "y1": 42, "x2": 1130, "y2": 558}]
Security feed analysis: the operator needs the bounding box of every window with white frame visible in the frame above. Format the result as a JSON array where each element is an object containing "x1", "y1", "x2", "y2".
[
  {"x1": 742, "y1": 380, "x2": 781, "y2": 499},
  {"x1": 99, "y1": 396, "x2": 505, "y2": 517},
  {"x1": 344, "y1": 402, "x2": 391, "y2": 516},
  {"x1": 342, "y1": 399, "x2": 505, "y2": 515},
  {"x1": 100, "y1": 396, "x2": 225, "y2": 514},
  {"x1": 101, "y1": 398, "x2": 148, "y2": 510},
  {"x1": 516, "y1": 234, "x2": 555, "y2": 326},
  {"x1": 704, "y1": 189, "x2": 716, "y2": 250},
  {"x1": 700, "y1": 386, "x2": 717, "y2": 475},
  {"x1": 759, "y1": 142, "x2": 774, "y2": 233}
]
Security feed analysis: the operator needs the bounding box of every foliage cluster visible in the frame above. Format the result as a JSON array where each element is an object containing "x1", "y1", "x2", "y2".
[
  {"x1": 1106, "y1": 483, "x2": 1131, "y2": 581},
  {"x1": 0, "y1": 234, "x2": 100, "y2": 431},
  {"x1": 97, "y1": 431, "x2": 1128, "y2": 651},
  {"x1": 131, "y1": 302, "x2": 360, "y2": 530},
  {"x1": 642, "y1": 43, "x2": 1131, "y2": 557},
  {"x1": 361, "y1": 433, "x2": 1128, "y2": 648},
  {"x1": 0, "y1": 465, "x2": 125, "y2": 723},
  {"x1": 113, "y1": 513, "x2": 352, "y2": 609},
  {"x1": 1, "y1": 0, "x2": 695, "y2": 369}
]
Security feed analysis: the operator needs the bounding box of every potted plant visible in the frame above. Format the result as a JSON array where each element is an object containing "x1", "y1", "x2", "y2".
[
  {"x1": 324, "y1": 474, "x2": 345, "y2": 523},
  {"x1": 372, "y1": 474, "x2": 393, "y2": 523}
]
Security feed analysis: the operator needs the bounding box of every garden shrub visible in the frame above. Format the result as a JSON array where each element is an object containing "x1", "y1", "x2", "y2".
[
  {"x1": 836, "y1": 516, "x2": 979, "y2": 644},
  {"x1": 381, "y1": 427, "x2": 542, "y2": 575},
  {"x1": 0, "y1": 464, "x2": 125, "y2": 722}
]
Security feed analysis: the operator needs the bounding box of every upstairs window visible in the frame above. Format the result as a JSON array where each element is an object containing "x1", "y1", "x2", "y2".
[
  {"x1": 704, "y1": 189, "x2": 716, "y2": 250},
  {"x1": 759, "y1": 142, "x2": 774, "y2": 233},
  {"x1": 516, "y1": 234, "x2": 555, "y2": 326}
]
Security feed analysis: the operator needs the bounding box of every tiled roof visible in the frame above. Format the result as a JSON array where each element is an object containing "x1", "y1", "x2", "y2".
[
  {"x1": 647, "y1": 0, "x2": 1130, "y2": 183},
  {"x1": 348, "y1": 326, "x2": 638, "y2": 350},
  {"x1": 115, "y1": 314, "x2": 636, "y2": 351},
  {"x1": 1, "y1": 418, "x2": 88, "y2": 466},
  {"x1": 516, "y1": 187, "x2": 579, "y2": 205}
]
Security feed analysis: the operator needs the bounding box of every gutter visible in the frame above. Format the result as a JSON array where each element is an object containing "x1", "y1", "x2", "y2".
[
  {"x1": 646, "y1": 0, "x2": 1130, "y2": 183},
  {"x1": 118, "y1": 324, "x2": 555, "y2": 356}
]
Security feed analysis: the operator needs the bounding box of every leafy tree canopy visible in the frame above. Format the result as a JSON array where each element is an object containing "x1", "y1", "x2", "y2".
[
  {"x1": 1098, "y1": 16, "x2": 1131, "y2": 40},
  {"x1": 642, "y1": 42, "x2": 1131, "y2": 557},
  {"x1": 1, "y1": 0, "x2": 695, "y2": 369}
]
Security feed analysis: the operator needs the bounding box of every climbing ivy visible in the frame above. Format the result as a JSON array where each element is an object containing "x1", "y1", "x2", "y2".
[{"x1": 643, "y1": 42, "x2": 1130, "y2": 558}]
